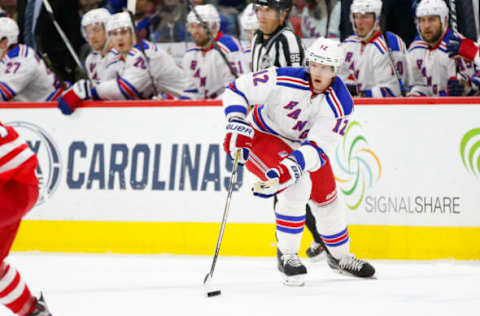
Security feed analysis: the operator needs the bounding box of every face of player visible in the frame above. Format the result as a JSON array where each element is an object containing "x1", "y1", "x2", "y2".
[
  {"x1": 188, "y1": 22, "x2": 213, "y2": 48},
  {"x1": 353, "y1": 13, "x2": 376, "y2": 38},
  {"x1": 309, "y1": 61, "x2": 335, "y2": 94},
  {"x1": 0, "y1": 38, "x2": 8, "y2": 58},
  {"x1": 85, "y1": 23, "x2": 107, "y2": 52},
  {"x1": 109, "y1": 27, "x2": 133, "y2": 54},
  {"x1": 418, "y1": 15, "x2": 443, "y2": 44},
  {"x1": 255, "y1": 5, "x2": 286, "y2": 36}
]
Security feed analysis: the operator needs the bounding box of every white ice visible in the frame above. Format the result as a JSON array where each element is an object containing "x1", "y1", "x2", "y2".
[{"x1": 1, "y1": 253, "x2": 479, "y2": 316}]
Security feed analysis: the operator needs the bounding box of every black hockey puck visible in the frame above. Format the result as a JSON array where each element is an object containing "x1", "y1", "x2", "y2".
[{"x1": 207, "y1": 290, "x2": 221, "y2": 297}]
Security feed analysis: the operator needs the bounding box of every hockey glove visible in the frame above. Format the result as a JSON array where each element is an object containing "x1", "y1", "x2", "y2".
[
  {"x1": 57, "y1": 80, "x2": 96, "y2": 115},
  {"x1": 223, "y1": 117, "x2": 254, "y2": 165},
  {"x1": 252, "y1": 157, "x2": 303, "y2": 198},
  {"x1": 446, "y1": 77, "x2": 465, "y2": 96},
  {"x1": 447, "y1": 35, "x2": 479, "y2": 61}
]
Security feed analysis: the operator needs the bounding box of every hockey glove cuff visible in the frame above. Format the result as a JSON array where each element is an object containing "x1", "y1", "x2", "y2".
[
  {"x1": 57, "y1": 80, "x2": 93, "y2": 115},
  {"x1": 252, "y1": 157, "x2": 303, "y2": 198},
  {"x1": 223, "y1": 117, "x2": 254, "y2": 165}
]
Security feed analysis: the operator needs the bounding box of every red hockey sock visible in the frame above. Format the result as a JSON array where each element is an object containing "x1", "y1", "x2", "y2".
[{"x1": 0, "y1": 262, "x2": 36, "y2": 316}]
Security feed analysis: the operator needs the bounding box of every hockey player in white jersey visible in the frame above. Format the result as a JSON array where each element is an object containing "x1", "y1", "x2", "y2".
[
  {"x1": 338, "y1": 0, "x2": 408, "y2": 97},
  {"x1": 407, "y1": 0, "x2": 479, "y2": 96},
  {"x1": 58, "y1": 12, "x2": 186, "y2": 114},
  {"x1": 82, "y1": 8, "x2": 122, "y2": 83},
  {"x1": 0, "y1": 17, "x2": 66, "y2": 102},
  {"x1": 240, "y1": 3, "x2": 259, "y2": 73},
  {"x1": 251, "y1": 0, "x2": 304, "y2": 72},
  {"x1": 223, "y1": 37, "x2": 375, "y2": 286},
  {"x1": 181, "y1": 4, "x2": 243, "y2": 99}
]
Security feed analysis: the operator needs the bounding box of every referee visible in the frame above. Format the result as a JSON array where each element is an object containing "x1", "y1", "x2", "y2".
[{"x1": 251, "y1": 0, "x2": 304, "y2": 71}]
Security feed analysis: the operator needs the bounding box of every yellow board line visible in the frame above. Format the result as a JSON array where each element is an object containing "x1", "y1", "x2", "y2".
[{"x1": 11, "y1": 220, "x2": 480, "y2": 259}]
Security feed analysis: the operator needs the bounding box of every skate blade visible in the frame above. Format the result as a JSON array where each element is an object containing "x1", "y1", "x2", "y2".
[
  {"x1": 282, "y1": 274, "x2": 306, "y2": 287},
  {"x1": 307, "y1": 252, "x2": 326, "y2": 263},
  {"x1": 330, "y1": 267, "x2": 376, "y2": 279}
]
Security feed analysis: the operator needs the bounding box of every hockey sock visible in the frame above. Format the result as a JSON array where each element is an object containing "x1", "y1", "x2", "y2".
[
  {"x1": 275, "y1": 212, "x2": 305, "y2": 254},
  {"x1": 309, "y1": 197, "x2": 351, "y2": 259},
  {"x1": 0, "y1": 262, "x2": 36, "y2": 316}
]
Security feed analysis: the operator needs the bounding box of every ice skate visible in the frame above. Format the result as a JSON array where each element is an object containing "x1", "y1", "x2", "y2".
[
  {"x1": 277, "y1": 249, "x2": 307, "y2": 286},
  {"x1": 27, "y1": 294, "x2": 52, "y2": 316},
  {"x1": 305, "y1": 241, "x2": 326, "y2": 262},
  {"x1": 327, "y1": 255, "x2": 375, "y2": 278}
]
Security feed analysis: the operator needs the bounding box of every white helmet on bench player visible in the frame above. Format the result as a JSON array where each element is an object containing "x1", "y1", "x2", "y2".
[
  {"x1": 415, "y1": 0, "x2": 449, "y2": 36},
  {"x1": 0, "y1": 17, "x2": 19, "y2": 46},
  {"x1": 187, "y1": 4, "x2": 221, "y2": 26},
  {"x1": 81, "y1": 8, "x2": 111, "y2": 39},
  {"x1": 106, "y1": 12, "x2": 136, "y2": 42}
]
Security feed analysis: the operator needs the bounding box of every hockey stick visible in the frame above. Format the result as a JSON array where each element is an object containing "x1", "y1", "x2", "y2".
[
  {"x1": 126, "y1": 0, "x2": 159, "y2": 97},
  {"x1": 379, "y1": 5, "x2": 406, "y2": 96},
  {"x1": 185, "y1": 0, "x2": 238, "y2": 78},
  {"x1": 449, "y1": 0, "x2": 458, "y2": 33},
  {"x1": 41, "y1": 0, "x2": 91, "y2": 82},
  {"x1": 203, "y1": 149, "x2": 241, "y2": 297}
]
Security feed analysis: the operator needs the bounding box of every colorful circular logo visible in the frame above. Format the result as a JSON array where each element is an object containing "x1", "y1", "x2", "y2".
[
  {"x1": 333, "y1": 121, "x2": 382, "y2": 210},
  {"x1": 460, "y1": 128, "x2": 480, "y2": 176}
]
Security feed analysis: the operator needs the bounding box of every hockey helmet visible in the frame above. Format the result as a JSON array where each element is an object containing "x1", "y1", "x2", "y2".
[
  {"x1": 253, "y1": 0, "x2": 293, "y2": 12},
  {"x1": 0, "y1": 17, "x2": 19, "y2": 46},
  {"x1": 306, "y1": 37, "x2": 344, "y2": 73},
  {"x1": 241, "y1": 3, "x2": 259, "y2": 31},
  {"x1": 106, "y1": 12, "x2": 135, "y2": 41},
  {"x1": 349, "y1": 0, "x2": 382, "y2": 38},
  {"x1": 186, "y1": 4, "x2": 221, "y2": 26},
  {"x1": 415, "y1": 0, "x2": 449, "y2": 34},
  {"x1": 81, "y1": 8, "x2": 111, "y2": 39}
]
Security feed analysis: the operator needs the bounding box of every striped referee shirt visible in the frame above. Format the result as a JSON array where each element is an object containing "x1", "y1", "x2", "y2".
[{"x1": 251, "y1": 26, "x2": 305, "y2": 72}]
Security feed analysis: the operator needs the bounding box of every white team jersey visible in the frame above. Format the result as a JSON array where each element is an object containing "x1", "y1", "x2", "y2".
[
  {"x1": 338, "y1": 31, "x2": 408, "y2": 97},
  {"x1": 85, "y1": 49, "x2": 123, "y2": 84},
  {"x1": 300, "y1": 0, "x2": 340, "y2": 39},
  {"x1": 94, "y1": 40, "x2": 187, "y2": 100},
  {"x1": 223, "y1": 67, "x2": 353, "y2": 171},
  {"x1": 407, "y1": 29, "x2": 479, "y2": 96},
  {"x1": 251, "y1": 27, "x2": 304, "y2": 72},
  {"x1": 0, "y1": 44, "x2": 65, "y2": 102},
  {"x1": 181, "y1": 32, "x2": 243, "y2": 99}
]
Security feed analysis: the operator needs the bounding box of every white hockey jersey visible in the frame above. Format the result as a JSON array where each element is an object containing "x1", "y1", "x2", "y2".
[
  {"x1": 300, "y1": 0, "x2": 341, "y2": 39},
  {"x1": 407, "y1": 29, "x2": 479, "y2": 96},
  {"x1": 241, "y1": 45, "x2": 253, "y2": 74},
  {"x1": 338, "y1": 31, "x2": 408, "y2": 97},
  {"x1": 0, "y1": 44, "x2": 65, "y2": 102},
  {"x1": 85, "y1": 49, "x2": 123, "y2": 84},
  {"x1": 223, "y1": 67, "x2": 354, "y2": 171},
  {"x1": 94, "y1": 40, "x2": 187, "y2": 100},
  {"x1": 181, "y1": 32, "x2": 243, "y2": 99}
]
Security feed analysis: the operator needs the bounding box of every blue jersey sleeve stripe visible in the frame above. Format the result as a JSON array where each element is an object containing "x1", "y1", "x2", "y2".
[
  {"x1": 386, "y1": 32, "x2": 400, "y2": 51},
  {"x1": 289, "y1": 150, "x2": 306, "y2": 170},
  {"x1": 218, "y1": 35, "x2": 241, "y2": 52},
  {"x1": 276, "y1": 67, "x2": 308, "y2": 81},
  {"x1": 331, "y1": 77, "x2": 354, "y2": 115},
  {"x1": 224, "y1": 105, "x2": 247, "y2": 116},
  {"x1": 325, "y1": 94, "x2": 339, "y2": 117},
  {"x1": 227, "y1": 81, "x2": 249, "y2": 105},
  {"x1": 372, "y1": 42, "x2": 385, "y2": 55},
  {"x1": 183, "y1": 89, "x2": 198, "y2": 93}
]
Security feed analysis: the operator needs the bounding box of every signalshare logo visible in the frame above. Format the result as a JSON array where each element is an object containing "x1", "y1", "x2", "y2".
[
  {"x1": 8, "y1": 121, "x2": 62, "y2": 205},
  {"x1": 460, "y1": 128, "x2": 480, "y2": 177},
  {"x1": 333, "y1": 121, "x2": 382, "y2": 210}
]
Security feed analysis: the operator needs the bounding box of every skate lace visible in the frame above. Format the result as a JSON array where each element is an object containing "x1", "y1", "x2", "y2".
[
  {"x1": 283, "y1": 254, "x2": 302, "y2": 267},
  {"x1": 339, "y1": 256, "x2": 364, "y2": 272}
]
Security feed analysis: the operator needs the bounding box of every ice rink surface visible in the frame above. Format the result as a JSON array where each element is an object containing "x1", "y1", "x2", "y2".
[{"x1": 1, "y1": 253, "x2": 479, "y2": 316}]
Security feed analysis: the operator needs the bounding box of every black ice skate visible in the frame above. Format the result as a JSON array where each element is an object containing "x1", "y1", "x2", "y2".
[
  {"x1": 305, "y1": 241, "x2": 326, "y2": 262},
  {"x1": 327, "y1": 255, "x2": 375, "y2": 278},
  {"x1": 28, "y1": 294, "x2": 52, "y2": 316},
  {"x1": 277, "y1": 249, "x2": 307, "y2": 286}
]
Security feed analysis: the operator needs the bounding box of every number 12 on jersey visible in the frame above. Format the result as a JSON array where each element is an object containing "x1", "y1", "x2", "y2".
[{"x1": 332, "y1": 118, "x2": 348, "y2": 136}]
